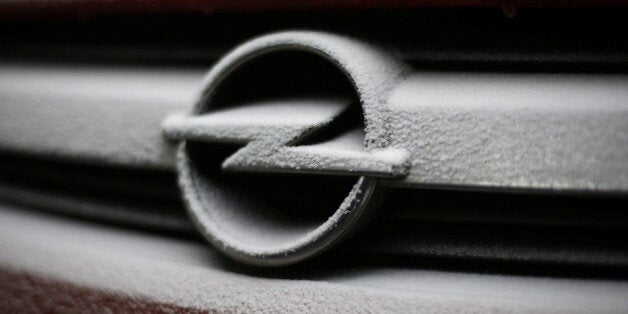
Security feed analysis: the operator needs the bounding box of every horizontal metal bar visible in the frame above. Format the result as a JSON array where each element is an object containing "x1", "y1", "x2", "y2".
[
  {"x1": 1, "y1": 62, "x2": 627, "y2": 191},
  {"x1": 0, "y1": 62, "x2": 204, "y2": 169}
]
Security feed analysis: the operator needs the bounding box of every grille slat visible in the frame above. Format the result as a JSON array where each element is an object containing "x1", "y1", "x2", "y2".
[
  {"x1": 1, "y1": 152, "x2": 627, "y2": 273},
  {"x1": 0, "y1": 153, "x2": 192, "y2": 233},
  {"x1": 1, "y1": 9, "x2": 627, "y2": 270}
]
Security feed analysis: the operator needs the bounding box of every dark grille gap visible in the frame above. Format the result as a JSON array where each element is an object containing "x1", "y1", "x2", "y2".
[
  {"x1": 209, "y1": 50, "x2": 356, "y2": 110},
  {"x1": 0, "y1": 152, "x2": 194, "y2": 234},
  {"x1": 381, "y1": 188, "x2": 628, "y2": 230},
  {"x1": 1, "y1": 152, "x2": 627, "y2": 275},
  {"x1": 186, "y1": 142, "x2": 353, "y2": 224},
  {"x1": 1, "y1": 9, "x2": 628, "y2": 72}
]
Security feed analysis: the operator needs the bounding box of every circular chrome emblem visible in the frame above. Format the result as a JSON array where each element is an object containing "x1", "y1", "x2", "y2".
[{"x1": 163, "y1": 31, "x2": 408, "y2": 266}]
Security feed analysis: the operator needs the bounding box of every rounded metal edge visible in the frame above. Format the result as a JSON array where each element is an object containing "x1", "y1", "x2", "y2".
[
  {"x1": 178, "y1": 142, "x2": 381, "y2": 266},
  {"x1": 191, "y1": 30, "x2": 409, "y2": 148},
  {"x1": 173, "y1": 31, "x2": 405, "y2": 266}
]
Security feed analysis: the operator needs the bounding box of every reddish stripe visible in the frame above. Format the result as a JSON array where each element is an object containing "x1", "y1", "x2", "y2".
[
  {"x1": 0, "y1": 0, "x2": 627, "y2": 18},
  {"x1": 0, "y1": 268, "x2": 211, "y2": 313}
]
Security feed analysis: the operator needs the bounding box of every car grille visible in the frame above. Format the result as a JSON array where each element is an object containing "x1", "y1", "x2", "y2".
[
  {"x1": 1, "y1": 8, "x2": 627, "y2": 273},
  {"x1": 1, "y1": 152, "x2": 626, "y2": 274}
]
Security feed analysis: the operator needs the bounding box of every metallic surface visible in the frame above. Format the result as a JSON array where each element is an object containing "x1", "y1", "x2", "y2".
[
  {"x1": 169, "y1": 31, "x2": 407, "y2": 266},
  {"x1": 2, "y1": 204, "x2": 628, "y2": 312},
  {"x1": 2, "y1": 50, "x2": 627, "y2": 192},
  {"x1": 386, "y1": 71, "x2": 628, "y2": 191},
  {"x1": 1, "y1": 31, "x2": 627, "y2": 266},
  {"x1": 0, "y1": 63, "x2": 203, "y2": 169}
]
